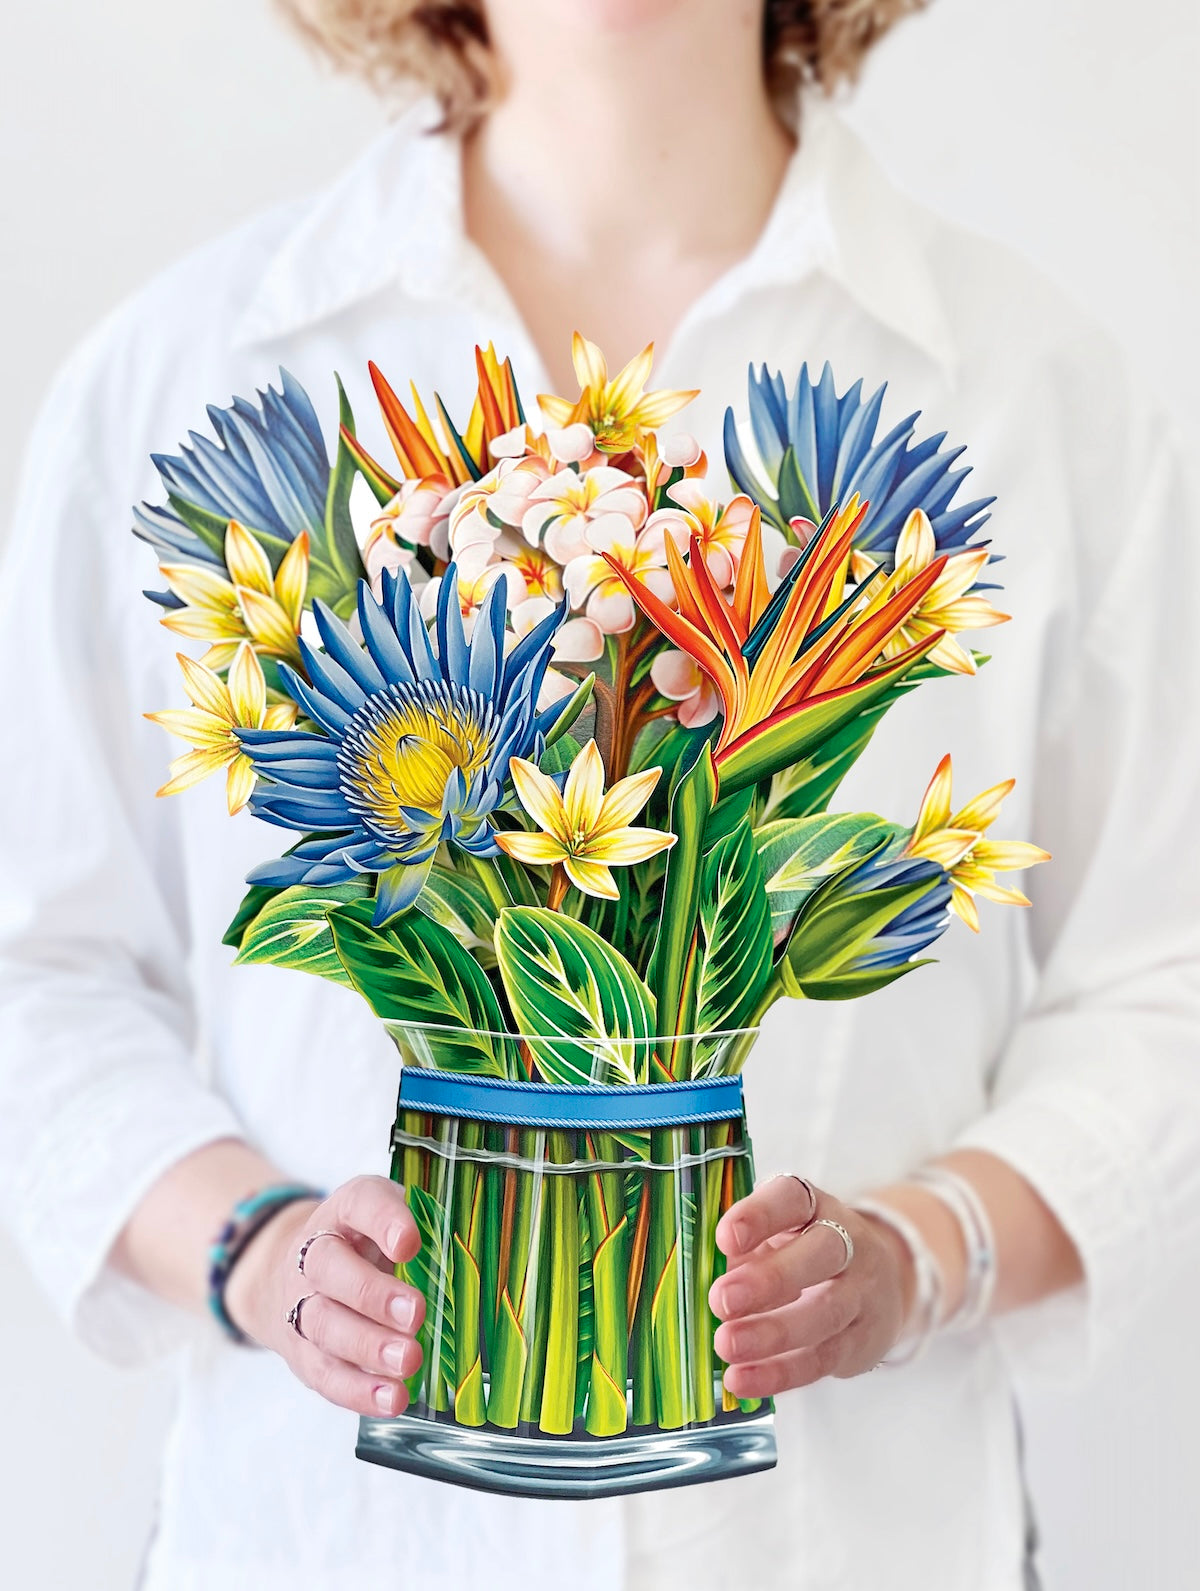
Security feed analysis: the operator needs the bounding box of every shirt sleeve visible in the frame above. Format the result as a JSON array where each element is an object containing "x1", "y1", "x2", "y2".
[
  {"x1": 954, "y1": 400, "x2": 1200, "y2": 1379},
  {"x1": 0, "y1": 330, "x2": 245, "y2": 1367}
]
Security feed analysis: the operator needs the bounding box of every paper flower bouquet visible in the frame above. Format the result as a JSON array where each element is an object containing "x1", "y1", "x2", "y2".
[{"x1": 137, "y1": 336, "x2": 1045, "y2": 1497}]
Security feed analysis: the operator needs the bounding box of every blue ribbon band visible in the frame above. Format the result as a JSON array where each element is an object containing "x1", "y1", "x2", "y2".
[{"x1": 397, "y1": 1069, "x2": 744, "y2": 1130}]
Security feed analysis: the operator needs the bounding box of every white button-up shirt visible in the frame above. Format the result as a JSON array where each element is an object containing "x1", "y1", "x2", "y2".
[{"x1": 1, "y1": 97, "x2": 1198, "y2": 1591}]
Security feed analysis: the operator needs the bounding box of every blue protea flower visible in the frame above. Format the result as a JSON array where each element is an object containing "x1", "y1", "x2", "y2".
[
  {"x1": 238, "y1": 565, "x2": 568, "y2": 924},
  {"x1": 724, "y1": 362, "x2": 995, "y2": 566},
  {"x1": 135, "y1": 369, "x2": 329, "y2": 571},
  {"x1": 782, "y1": 846, "x2": 953, "y2": 999}
]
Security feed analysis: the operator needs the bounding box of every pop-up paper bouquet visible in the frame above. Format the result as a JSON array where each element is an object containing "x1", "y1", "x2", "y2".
[{"x1": 137, "y1": 336, "x2": 1045, "y2": 1497}]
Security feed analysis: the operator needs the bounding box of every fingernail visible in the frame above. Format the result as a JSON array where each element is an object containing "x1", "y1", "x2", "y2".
[
  {"x1": 720, "y1": 1281, "x2": 747, "y2": 1316},
  {"x1": 730, "y1": 1216, "x2": 750, "y2": 1251},
  {"x1": 385, "y1": 1225, "x2": 406, "y2": 1258},
  {"x1": 390, "y1": 1293, "x2": 418, "y2": 1332},
  {"x1": 382, "y1": 1340, "x2": 410, "y2": 1374},
  {"x1": 373, "y1": 1384, "x2": 396, "y2": 1414}
]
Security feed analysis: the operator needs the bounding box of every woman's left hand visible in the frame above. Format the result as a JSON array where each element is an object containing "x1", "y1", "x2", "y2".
[{"x1": 709, "y1": 1176, "x2": 915, "y2": 1399}]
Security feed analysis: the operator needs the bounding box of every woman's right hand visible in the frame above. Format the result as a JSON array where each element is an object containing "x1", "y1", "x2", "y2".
[{"x1": 224, "y1": 1175, "x2": 426, "y2": 1418}]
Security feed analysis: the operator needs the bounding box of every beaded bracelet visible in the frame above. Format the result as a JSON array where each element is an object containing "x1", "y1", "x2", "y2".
[
  {"x1": 853, "y1": 1197, "x2": 946, "y2": 1366},
  {"x1": 911, "y1": 1165, "x2": 997, "y2": 1332},
  {"x1": 208, "y1": 1183, "x2": 324, "y2": 1345}
]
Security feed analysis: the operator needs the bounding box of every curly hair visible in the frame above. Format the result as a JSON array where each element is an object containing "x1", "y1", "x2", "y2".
[{"x1": 276, "y1": 1, "x2": 928, "y2": 133}]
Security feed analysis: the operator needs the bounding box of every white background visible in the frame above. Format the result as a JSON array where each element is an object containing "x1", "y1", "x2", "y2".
[{"x1": 1, "y1": 1, "x2": 1196, "y2": 1586}]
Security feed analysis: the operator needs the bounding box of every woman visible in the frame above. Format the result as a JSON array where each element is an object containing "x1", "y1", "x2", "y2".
[{"x1": 1, "y1": 2, "x2": 1196, "y2": 1587}]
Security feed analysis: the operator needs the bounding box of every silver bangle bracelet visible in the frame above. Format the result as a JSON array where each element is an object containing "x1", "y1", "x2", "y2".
[
  {"x1": 853, "y1": 1197, "x2": 945, "y2": 1366},
  {"x1": 911, "y1": 1166, "x2": 997, "y2": 1332}
]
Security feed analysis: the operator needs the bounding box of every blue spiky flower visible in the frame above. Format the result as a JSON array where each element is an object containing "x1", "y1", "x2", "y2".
[
  {"x1": 724, "y1": 362, "x2": 995, "y2": 565},
  {"x1": 839, "y1": 851, "x2": 953, "y2": 974},
  {"x1": 237, "y1": 565, "x2": 567, "y2": 923},
  {"x1": 134, "y1": 370, "x2": 329, "y2": 574},
  {"x1": 783, "y1": 846, "x2": 953, "y2": 999}
]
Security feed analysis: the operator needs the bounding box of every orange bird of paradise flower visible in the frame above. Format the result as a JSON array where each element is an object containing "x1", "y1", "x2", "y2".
[
  {"x1": 602, "y1": 496, "x2": 952, "y2": 794},
  {"x1": 341, "y1": 344, "x2": 527, "y2": 498}
]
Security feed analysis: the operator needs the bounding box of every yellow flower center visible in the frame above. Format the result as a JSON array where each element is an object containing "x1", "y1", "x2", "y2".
[{"x1": 338, "y1": 681, "x2": 498, "y2": 842}]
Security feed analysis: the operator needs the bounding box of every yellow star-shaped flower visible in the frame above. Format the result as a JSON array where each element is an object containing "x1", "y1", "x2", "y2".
[
  {"x1": 146, "y1": 642, "x2": 296, "y2": 814},
  {"x1": 495, "y1": 739, "x2": 676, "y2": 900},
  {"x1": 862, "y1": 509, "x2": 1009, "y2": 676},
  {"x1": 158, "y1": 521, "x2": 308, "y2": 672},
  {"x1": 538, "y1": 333, "x2": 698, "y2": 454},
  {"x1": 904, "y1": 754, "x2": 1050, "y2": 931}
]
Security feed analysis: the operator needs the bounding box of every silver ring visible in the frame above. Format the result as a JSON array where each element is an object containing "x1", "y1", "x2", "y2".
[
  {"x1": 811, "y1": 1217, "x2": 855, "y2": 1275},
  {"x1": 286, "y1": 1293, "x2": 316, "y2": 1340},
  {"x1": 297, "y1": 1229, "x2": 342, "y2": 1275}
]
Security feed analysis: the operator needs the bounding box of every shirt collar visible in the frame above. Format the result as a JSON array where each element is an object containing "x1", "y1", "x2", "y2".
[{"x1": 233, "y1": 95, "x2": 956, "y2": 375}]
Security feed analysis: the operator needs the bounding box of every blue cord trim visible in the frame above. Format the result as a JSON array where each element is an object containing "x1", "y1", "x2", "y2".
[{"x1": 397, "y1": 1069, "x2": 743, "y2": 1130}]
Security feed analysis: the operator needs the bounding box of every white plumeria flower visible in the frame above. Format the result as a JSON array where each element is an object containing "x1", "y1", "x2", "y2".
[
  {"x1": 657, "y1": 431, "x2": 703, "y2": 470},
  {"x1": 563, "y1": 513, "x2": 688, "y2": 636},
  {"x1": 545, "y1": 423, "x2": 595, "y2": 465},
  {"x1": 488, "y1": 424, "x2": 533, "y2": 460},
  {"x1": 649, "y1": 649, "x2": 721, "y2": 728},
  {"x1": 448, "y1": 456, "x2": 549, "y2": 558},
  {"x1": 357, "y1": 473, "x2": 458, "y2": 572},
  {"x1": 522, "y1": 465, "x2": 648, "y2": 565},
  {"x1": 644, "y1": 483, "x2": 757, "y2": 590}
]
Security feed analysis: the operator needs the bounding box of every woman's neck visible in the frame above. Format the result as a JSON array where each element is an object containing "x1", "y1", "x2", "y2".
[{"x1": 463, "y1": 1, "x2": 794, "y2": 392}]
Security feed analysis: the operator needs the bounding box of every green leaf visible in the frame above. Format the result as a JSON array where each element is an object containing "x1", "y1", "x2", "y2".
[
  {"x1": 233, "y1": 881, "x2": 371, "y2": 985},
  {"x1": 717, "y1": 640, "x2": 939, "y2": 795},
  {"x1": 486, "y1": 1289, "x2": 529, "y2": 1429},
  {"x1": 544, "y1": 672, "x2": 595, "y2": 749},
  {"x1": 401, "y1": 1185, "x2": 456, "y2": 1397},
  {"x1": 165, "y1": 494, "x2": 236, "y2": 561},
  {"x1": 586, "y1": 1214, "x2": 631, "y2": 1436},
  {"x1": 451, "y1": 1231, "x2": 486, "y2": 1425},
  {"x1": 755, "y1": 814, "x2": 897, "y2": 938},
  {"x1": 537, "y1": 731, "x2": 582, "y2": 778},
  {"x1": 495, "y1": 907, "x2": 656, "y2": 1086},
  {"x1": 758, "y1": 671, "x2": 935, "y2": 821},
  {"x1": 650, "y1": 1239, "x2": 686, "y2": 1429},
  {"x1": 316, "y1": 374, "x2": 369, "y2": 617},
  {"x1": 795, "y1": 962, "x2": 930, "y2": 1001},
  {"x1": 648, "y1": 742, "x2": 717, "y2": 1069},
  {"x1": 338, "y1": 425, "x2": 401, "y2": 505},
  {"x1": 775, "y1": 445, "x2": 819, "y2": 527},
  {"x1": 415, "y1": 865, "x2": 501, "y2": 965},
  {"x1": 538, "y1": 1131, "x2": 579, "y2": 1434},
  {"x1": 222, "y1": 882, "x2": 282, "y2": 950},
  {"x1": 695, "y1": 822, "x2": 773, "y2": 1061},
  {"x1": 329, "y1": 900, "x2": 517, "y2": 1075},
  {"x1": 777, "y1": 868, "x2": 938, "y2": 994}
]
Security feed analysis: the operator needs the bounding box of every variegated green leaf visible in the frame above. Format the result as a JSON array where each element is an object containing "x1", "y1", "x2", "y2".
[
  {"x1": 495, "y1": 907, "x2": 655, "y2": 1086},
  {"x1": 416, "y1": 865, "x2": 501, "y2": 965},
  {"x1": 329, "y1": 900, "x2": 517, "y2": 1075},
  {"x1": 234, "y1": 880, "x2": 370, "y2": 985},
  {"x1": 695, "y1": 822, "x2": 773, "y2": 1063},
  {"x1": 755, "y1": 814, "x2": 897, "y2": 938},
  {"x1": 401, "y1": 1185, "x2": 456, "y2": 1397}
]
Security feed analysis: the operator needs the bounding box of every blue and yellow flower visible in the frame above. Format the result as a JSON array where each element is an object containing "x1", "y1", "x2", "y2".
[
  {"x1": 238, "y1": 564, "x2": 568, "y2": 923},
  {"x1": 778, "y1": 848, "x2": 953, "y2": 1000},
  {"x1": 724, "y1": 362, "x2": 995, "y2": 563}
]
